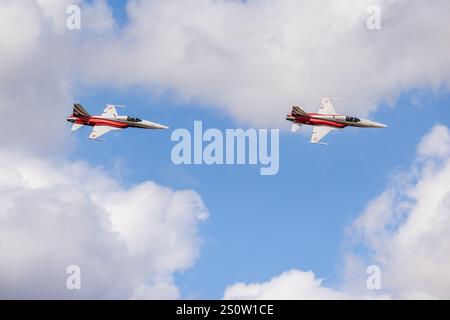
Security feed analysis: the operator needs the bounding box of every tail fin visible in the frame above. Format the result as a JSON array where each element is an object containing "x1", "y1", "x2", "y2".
[
  {"x1": 292, "y1": 106, "x2": 309, "y2": 117},
  {"x1": 73, "y1": 103, "x2": 90, "y2": 117}
]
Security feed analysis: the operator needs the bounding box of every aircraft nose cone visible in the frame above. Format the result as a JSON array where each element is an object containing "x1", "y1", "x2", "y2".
[
  {"x1": 144, "y1": 120, "x2": 169, "y2": 129},
  {"x1": 154, "y1": 123, "x2": 169, "y2": 129},
  {"x1": 362, "y1": 119, "x2": 387, "y2": 128},
  {"x1": 374, "y1": 122, "x2": 388, "y2": 128}
]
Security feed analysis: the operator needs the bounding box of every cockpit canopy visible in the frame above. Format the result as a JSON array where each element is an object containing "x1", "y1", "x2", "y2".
[
  {"x1": 346, "y1": 116, "x2": 361, "y2": 123},
  {"x1": 127, "y1": 116, "x2": 142, "y2": 122}
]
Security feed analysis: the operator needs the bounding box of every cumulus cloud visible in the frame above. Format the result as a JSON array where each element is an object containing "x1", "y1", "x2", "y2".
[
  {"x1": 37, "y1": 0, "x2": 115, "y2": 34},
  {"x1": 79, "y1": 0, "x2": 450, "y2": 126},
  {"x1": 224, "y1": 124, "x2": 450, "y2": 299},
  {"x1": 348, "y1": 124, "x2": 450, "y2": 299},
  {"x1": 416, "y1": 124, "x2": 450, "y2": 159},
  {"x1": 0, "y1": 0, "x2": 64, "y2": 149},
  {"x1": 0, "y1": 0, "x2": 115, "y2": 151},
  {"x1": 224, "y1": 270, "x2": 355, "y2": 300},
  {"x1": 0, "y1": 149, "x2": 208, "y2": 299}
]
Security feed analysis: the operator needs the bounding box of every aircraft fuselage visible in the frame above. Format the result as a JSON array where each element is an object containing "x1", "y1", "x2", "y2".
[
  {"x1": 286, "y1": 113, "x2": 387, "y2": 129},
  {"x1": 67, "y1": 115, "x2": 168, "y2": 130}
]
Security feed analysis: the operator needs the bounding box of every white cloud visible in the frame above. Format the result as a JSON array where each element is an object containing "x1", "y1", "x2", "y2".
[
  {"x1": 0, "y1": 0, "x2": 116, "y2": 151},
  {"x1": 224, "y1": 269, "x2": 355, "y2": 300},
  {"x1": 416, "y1": 124, "x2": 450, "y2": 159},
  {"x1": 225, "y1": 124, "x2": 450, "y2": 299},
  {"x1": 0, "y1": 1, "x2": 41, "y2": 70},
  {"x1": 37, "y1": 0, "x2": 80, "y2": 33},
  {"x1": 37, "y1": 0, "x2": 115, "y2": 34},
  {"x1": 349, "y1": 124, "x2": 450, "y2": 299},
  {"x1": 79, "y1": 0, "x2": 450, "y2": 126},
  {"x1": 0, "y1": 0, "x2": 67, "y2": 150},
  {"x1": 0, "y1": 149, "x2": 208, "y2": 299}
]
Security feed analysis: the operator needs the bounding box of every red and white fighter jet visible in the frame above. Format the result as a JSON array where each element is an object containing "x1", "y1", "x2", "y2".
[
  {"x1": 67, "y1": 104, "x2": 169, "y2": 140},
  {"x1": 286, "y1": 98, "x2": 387, "y2": 144}
]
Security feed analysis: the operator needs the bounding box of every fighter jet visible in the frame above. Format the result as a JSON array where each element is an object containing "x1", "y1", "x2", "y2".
[
  {"x1": 286, "y1": 98, "x2": 387, "y2": 144},
  {"x1": 67, "y1": 104, "x2": 169, "y2": 140}
]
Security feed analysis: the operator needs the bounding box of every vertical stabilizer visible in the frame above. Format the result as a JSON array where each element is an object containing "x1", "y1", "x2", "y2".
[{"x1": 73, "y1": 103, "x2": 90, "y2": 117}]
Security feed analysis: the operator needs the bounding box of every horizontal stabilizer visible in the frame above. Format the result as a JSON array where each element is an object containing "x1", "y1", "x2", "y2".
[
  {"x1": 291, "y1": 123, "x2": 301, "y2": 132},
  {"x1": 292, "y1": 106, "x2": 309, "y2": 117},
  {"x1": 71, "y1": 123, "x2": 84, "y2": 131}
]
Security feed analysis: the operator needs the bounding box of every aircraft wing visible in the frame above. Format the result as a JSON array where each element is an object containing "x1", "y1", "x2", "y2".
[
  {"x1": 102, "y1": 105, "x2": 119, "y2": 118},
  {"x1": 89, "y1": 125, "x2": 122, "y2": 140},
  {"x1": 311, "y1": 126, "x2": 337, "y2": 144},
  {"x1": 318, "y1": 98, "x2": 336, "y2": 115}
]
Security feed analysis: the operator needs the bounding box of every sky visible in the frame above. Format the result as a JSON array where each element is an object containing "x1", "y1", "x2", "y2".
[{"x1": 0, "y1": 0, "x2": 450, "y2": 299}]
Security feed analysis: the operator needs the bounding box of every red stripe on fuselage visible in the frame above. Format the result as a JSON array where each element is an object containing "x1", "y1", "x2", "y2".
[
  {"x1": 293, "y1": 115, "x2": 346, "y2": 128},
  {"x1": 71, "y1": 116, "x2": 129, "y2": 128}
]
